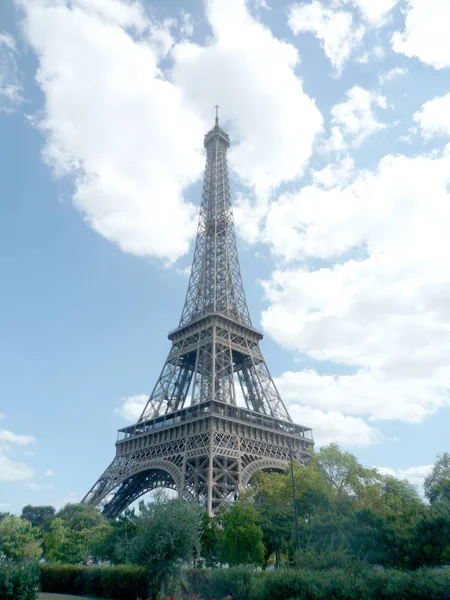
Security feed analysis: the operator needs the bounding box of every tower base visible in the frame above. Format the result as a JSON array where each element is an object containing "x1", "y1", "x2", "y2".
[{"x1": 82, "y1": 400, "x2": 313, "y2": 517}]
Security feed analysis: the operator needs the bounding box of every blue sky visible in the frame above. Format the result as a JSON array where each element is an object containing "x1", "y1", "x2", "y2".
[{"x1": 1, "y1": 0, "x2": 450, "y2": 513}]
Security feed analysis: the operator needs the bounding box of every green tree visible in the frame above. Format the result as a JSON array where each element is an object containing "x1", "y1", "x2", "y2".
[
  {"x1": 0, "y1": 515, "x2": 42, "y2": 561},
  {"x1": 312, "y1": 443, "x2": 377, "y2": 498},
  {"x1": 43, "y1": 517, "x2": 85, "y2": 563},
  {"x1": 121, "y1": 497, "x2": 202, "y2": 595},
  {"x1": 219, "y1": 501, "x2": 265, "y2": 566},
  {"x1": 44, "y1": 504, "x2": 108, "y2": 564},
  {"x1": 56, "y1": 503, "x2": 104, "y2": 531},
  {"x1": 21, "y1": 505, "x2": 55, "y2": 531},
  {"x1": 424, "y1": 453, "x2": 450, "y2": 504},
  {"x1": 91, "y1": 508, "x2": 137, "y2": 564},
  {"x1": 199, "y1": 511, "x2": 221, "y2": 567}
]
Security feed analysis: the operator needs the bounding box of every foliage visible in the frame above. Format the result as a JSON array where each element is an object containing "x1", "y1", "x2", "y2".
[
  {"x1": 56, "y1": 503, "x2": 105, "y2": 531},
  {"x1": 90, "y1": 508, "x2": 137, "y2": 564},
  {"x1": 39, "y1": 564, "x2": 147, "y2": 600},
  {"x1": 43, "y1": 504, "x2": 111, "y2": 564},
  {"x1": 21, "y1": 505, "x2": 55, "y2": 532},
  {"x1": 118, "y1": 497, "x2": 202, "y2": 595},
  {"x1": 0, "y1": 516, "x2": 42, "y2": 562},
  {"x1": 199, "y1": 511, "x2": 221, "y2": 567},
  {"x1": 219, "y1": 501, "x2": 265, "y2": 566},
  {"x1": 425, "y1": 452, "x2": 450, "y2": 504},
  {"x1": 186, "y1": 566, "x2": 450, "y2": 600},
  {"x1": 0, "y1": 561, "x2": 39, "y2": 600}
]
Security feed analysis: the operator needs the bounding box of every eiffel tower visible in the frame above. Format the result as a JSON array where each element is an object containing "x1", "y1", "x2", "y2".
[{"x1": 82, "y1": 110, "x2": 314, "y2": 517}]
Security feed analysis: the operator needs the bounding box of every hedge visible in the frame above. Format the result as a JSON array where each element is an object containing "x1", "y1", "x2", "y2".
[
  {"x1": 185, "y1": 566, "x2": 450, "y2": 600},
  {"x1": 0, "y1": 562, "x2": 39, "y2": 600},
  {"x1": 39, "y1": 564, "x2": 148, "y2": 600},
  {"x1": 37, "y1": 564, "x2": 450, "y2": 600}
]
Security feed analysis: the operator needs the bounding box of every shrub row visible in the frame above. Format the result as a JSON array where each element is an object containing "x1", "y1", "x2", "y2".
[
  {"x1": 185, "y1": 566, "x2": 450, "y2": 600},
  {"x1": 40, "y1": 564, "x2": 148, "y2": 600},
  {"x1": 0, "y1": 562, "x2": 39, "y2": 600}
]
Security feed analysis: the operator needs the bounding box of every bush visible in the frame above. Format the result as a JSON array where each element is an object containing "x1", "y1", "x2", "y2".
[
  {"x1": 40, "y1": 564, "x2": 148, "y2": 599},
  {"x1": 0, "y1": 562, "x2": 39, "y2": 600},
  {"x1": 186, "y1": 567, "x2": 257, "y2": 600},
  {"x1": 186, "y1": 566, "x2": 450, "y2": 600}
]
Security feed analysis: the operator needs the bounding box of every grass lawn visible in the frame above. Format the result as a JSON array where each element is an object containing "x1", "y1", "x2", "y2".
[{"x1": 39, "y1": 594, "x2": 109, "y2": 600}]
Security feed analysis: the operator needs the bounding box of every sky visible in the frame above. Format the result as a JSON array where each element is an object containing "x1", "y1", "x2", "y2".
[{"x1": 1, "y1": 0, "x2": 450, "y2": 514}]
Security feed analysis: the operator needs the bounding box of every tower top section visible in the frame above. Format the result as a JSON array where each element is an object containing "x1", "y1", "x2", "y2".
[
  {"x1": 204, "y1": 105, "x2": 230, "y2": 149},
  {"x1": 179, "y1": 112, "x2": 251, "y2": 328}
]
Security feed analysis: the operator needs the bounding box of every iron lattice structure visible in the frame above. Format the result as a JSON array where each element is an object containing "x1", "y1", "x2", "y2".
[{"x1": 83, "y1": 115, "x2": 314, "y2": 517}]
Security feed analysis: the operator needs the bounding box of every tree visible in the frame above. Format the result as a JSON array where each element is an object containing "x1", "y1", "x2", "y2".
[
  {"x1": 44, "y1": 505, "x2": 109, "y2": 564},
  {"x1": 219, "y1": 501, "x2": 265, "y2": 566},
  {"x1": 424, "y1": 453, "x2": 450, "y2": 504},
  {"x1": 312, "y1": 444, "x2": 377, "y2": 498},
  {"x1": 21, "y1": 505, "x2": 55, "y2": 531},
  {"x1": 199, "y1": 511, "x2": 221, "y2": 567},
  {"x1": 56, "y1": 503, "x2": 104, "y2": 531},
  {"x1": 121, "y1": 497, "x2": 202, "y2": 594},
  {"x1": 0, "y1": 515, "x2": 42, "y2": 561},
  {"x1": 91, "y1": 508, "x2": 137, "y2": 564}
]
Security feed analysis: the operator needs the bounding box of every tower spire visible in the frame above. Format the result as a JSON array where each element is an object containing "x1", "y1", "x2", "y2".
[{"x1": 215, "y1": 104, "x2": 219, "y2": 126}]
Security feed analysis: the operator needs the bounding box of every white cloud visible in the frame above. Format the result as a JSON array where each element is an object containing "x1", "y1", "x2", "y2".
[
  {"x1": 18, "y1": 0, "x2": 322, "y2": 262},
  {"x1": 172, "y1": 0, "x2": 323, "y2": 196},
  {"x1": 342, "y1": 0, "x2": 398, "y2": 27},
  {"x1": 28, "y1": 482, "x2": 54, "y2": 491},
  {"x1": 288, "y1": 1, "x2": 364, "y2": 73},
  {"x1": 179, "y1": 11, "x2": 194, "y2": 37},
  {"x1": 392, "y1": 0, "x2": 450, "y2": 69},
  {"x1": 45, "y1": 469, "x2": 56, "y2": 477},
  {"x1": 0, "y1": 429, "x2": 36, "y2": 445},
  {"x1": 311, "y1": 155, "x2": 355, "y2": 189},
  {"x1": 378, "y1": 66, "x2": 408, "y2": 85},
  {"x1": 115, "y1": 394, "x2": 148, "y2": 422},
  {"x1": 413, "y1": 93, "x2": 450, "y2": 139},
  {"x1": 0, "y1": 424, "x2": 36, "y2": 482},
  {"x1": 0, "y1": 450, "x2": 35, "y2": 482},
  {"x1": 325, "y1": 85, "x2": 387, "y2": 151},
  {"x1": 18, "y1": 0, "x2": 205, "y2": 263},
  {"x1": 0, "y1": 503, "x2": 10, "y2": 512},
  {"x1": 288, "y1": 404, "x2": 380, "y2": 447},
  {"x1": 262, "y1": 147, "x2": 450, "y2": 424},
  {"x1": 254, "y1": 0, "x2": 271, "y2": 9},
  {"x1": 0, "y1": 32, "x2": 24, "y2": 113},
  {"x1": 375, "y1": 464, "x2": 433, "y2": 490}
]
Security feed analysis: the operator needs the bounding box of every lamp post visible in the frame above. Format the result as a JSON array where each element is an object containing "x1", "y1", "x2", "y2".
[{"x1": 289, "y1": 448, "x2": 300, "y2": 550}]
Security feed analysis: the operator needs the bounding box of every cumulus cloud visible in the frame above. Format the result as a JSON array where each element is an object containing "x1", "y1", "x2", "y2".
[
  {"x1": 288, "y1": 1, "x2": 364, "y2": 73},
  {"x1": 115, "y1": 394, "x2": 148, "y2": 422},
  {"x1": 413, "y1": 93, "x2": 450, "y2": 139},
  {"x1": 261, "y1": 147, "x2": 450, "y2": 427},
  {"x1": 28, "y1": 482, "x2": 54, "y2": 491},
  {"x1": 0, "y1": 424, "x2": 36, "y2": 483},
  {"x1": 286, "y1": 402, "x2": 380, "y2": 447},
  {"x1": 392, "y1": 0, "x2": 450, "y2": 69},
  {"x1": 325, "y1": 85, "x2": 387, "y2": 151},
  {"x1": 0, "y1": 32, "x2": 24, "y2": 113},
  {"x1": 378, "y1": 66, "x2": 408, "y2": 85},
  {"x1": 18, "y1": 0, "x2": 322, "y2": 262},
  {"x1": 342, "y1": 0, "x2": 399, "y2": 26},
  {"x1": 311, "y1": 155, "x2": 355, "y2": 189},
  {"x1": 18, "y1": 0, "x2": 205, "y2": 263},
  {"x1": 45, "y1": 469, "x2": 56, "y2": 477}
]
